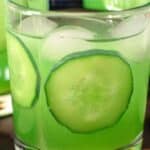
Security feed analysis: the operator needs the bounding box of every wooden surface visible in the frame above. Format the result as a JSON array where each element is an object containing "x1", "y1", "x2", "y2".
[
  {"x1": 0, "y1": 116, "x2": 14, "y2": 150},
  {"x1": 0, "y1": 100, "x2": 150, "y2": 150}
]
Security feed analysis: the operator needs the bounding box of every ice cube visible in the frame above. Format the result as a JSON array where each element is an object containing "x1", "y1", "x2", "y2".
[
  {"x1": 53, "y1": 17, "x2": 111, "y2": 40},
  {"x1": 118, "y1": 32, "x2": 148, "y2": 62},
  {"x1": 42, "y1": 25, "x2": 95, "y2": 61},
  {"x1": 110, "y1": 15, "x2": 149, "y2": 62},
  {"x1": 110, "y1": 15, "x2": 147, "y2": 38},
  {"x1": 50, "y1": 25, "x2": 95, "y2": 40},
  {"x1": 17, "y1": 16, "x2": 58, "y2": 37},
  {"x1": 79, "y1": 18, "x2": 113, "y2": 40}
]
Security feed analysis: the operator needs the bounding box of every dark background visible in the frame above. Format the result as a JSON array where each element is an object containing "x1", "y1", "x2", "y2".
[{"x1": 0, "y1": 99, "x2": 150, "y2": 150}]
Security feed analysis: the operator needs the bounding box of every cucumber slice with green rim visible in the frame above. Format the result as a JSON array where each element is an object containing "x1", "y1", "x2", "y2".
[
  {"x1": 7, "y1": 32, "x2": 40, "y2": 108},
  {"x1": 45, "y1": 50, "x2": 133, "y2": 133}
]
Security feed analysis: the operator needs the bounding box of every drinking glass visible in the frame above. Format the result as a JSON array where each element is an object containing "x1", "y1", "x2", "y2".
[{"x1": 6, "y1": 1, "x2": 150, "y2": 149}]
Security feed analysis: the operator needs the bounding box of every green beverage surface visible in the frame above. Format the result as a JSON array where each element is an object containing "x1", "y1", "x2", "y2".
[{"x1": 7, "y1": 14, "x2": 149, "y2": 150}]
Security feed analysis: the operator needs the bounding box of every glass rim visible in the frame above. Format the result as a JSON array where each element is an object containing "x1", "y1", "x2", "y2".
[{"x1": 8, "y1": 0, "x2": 150, "y2": 18}]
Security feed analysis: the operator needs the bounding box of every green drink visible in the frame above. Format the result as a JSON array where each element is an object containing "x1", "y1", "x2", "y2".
[
  {"x1": 0, "y1": 0, "x2": 6, "y2": 53},
  {"x1": 83, "y1": 0, "x2": 150, "y2": 11},
  {"x1": 6, "y1": 1, "x2": 150, "y2": 150},
  {"x1": 0, "y1": 0, "x2": 12, "y2": 117}
]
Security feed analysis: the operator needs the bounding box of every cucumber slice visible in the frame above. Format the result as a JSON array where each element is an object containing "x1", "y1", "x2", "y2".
[
  {"x1": 7, "y1": 32, "x2": 40, "y2": 108},
  {"x1": 45, "y1": 50, "x2": 133, "y2": 133}
]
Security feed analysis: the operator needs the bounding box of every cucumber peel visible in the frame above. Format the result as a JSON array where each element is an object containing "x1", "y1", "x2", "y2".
[
  {"x1": 45, "y1": 50, "x2": 133, "y2": 133},
  {"x1": 7, "y1": 32, "x2": 40, "y2": 108}
]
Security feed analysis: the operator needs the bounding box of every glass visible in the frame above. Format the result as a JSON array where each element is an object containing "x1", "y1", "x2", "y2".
[
  {"x1": 6, "y1": 1, "x2": 150, "y2": 150},
  {"x1": 0, "y1": 0, "x2": 12, "y2": 117}
]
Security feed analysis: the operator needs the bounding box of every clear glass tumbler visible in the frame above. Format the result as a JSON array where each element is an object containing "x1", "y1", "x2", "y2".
[{"x1": 6, "y1": 1, "x2": 150, "y2": 149}]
